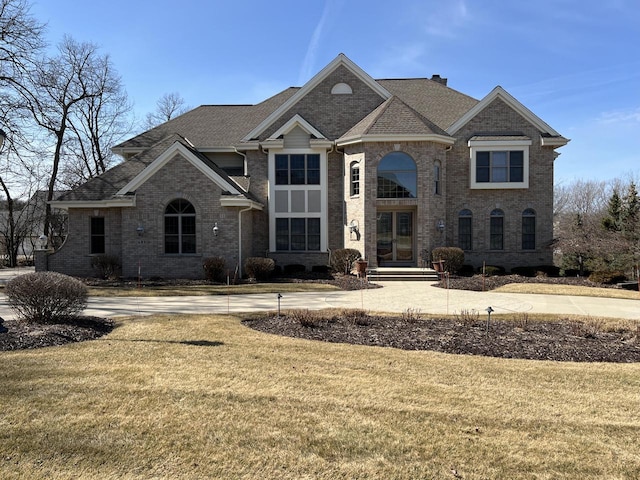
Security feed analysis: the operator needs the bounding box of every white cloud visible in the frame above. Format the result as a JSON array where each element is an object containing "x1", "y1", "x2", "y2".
[
  {"x1": 598, "y1": 108, "x2": 640, "y2": 125},
  {"x1": 299, "y1": 0, "x2": 344, "y2": 84}
]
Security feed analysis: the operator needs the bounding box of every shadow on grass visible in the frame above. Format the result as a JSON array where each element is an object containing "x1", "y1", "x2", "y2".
[{"x1": 113, "y1": 338, "x2": 225, "y2": 347}]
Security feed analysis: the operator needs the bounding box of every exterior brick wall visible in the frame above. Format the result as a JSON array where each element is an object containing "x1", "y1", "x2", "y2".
[
  {"x1": 445, "y1": 98, "x2": 555, "y2": 270},
  {"x1": 45, "y1": 153, "x2": 259, "y2": 279},
  {"x1": 42, "y1": 65, "x2": 561, "y2": 279}
]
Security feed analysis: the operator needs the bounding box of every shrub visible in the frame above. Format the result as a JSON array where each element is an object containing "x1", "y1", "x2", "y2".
[
  {"x1": 455, "y1": 308, "x2": 479, "y2": 326},
  {"x1": 203, "y1": 256, "x2": 226, "y2": 282},
  {"x1": 510, "y1": 266, "x2": 537, "y2": 277},
  {"x1": 431, "y1": 247, "x2": 464, "y2": 274},
  {"x1": 90, "y1": 254, "x2": 121, "y2": 279},
  {"x1": 289, "y1": 309, "x2": 323, "y2": 328},
  {"x1": 331, "y1": 248, "x2": 362, "y2": 274},
  {"x1": 311, "y1": 265, "x2": 331, "y2": 274},
  {"x1": 283, "y1": 264, "x2": 306, "y2": 275},
  {"x1": 458, "y1": 264, "x2": 475, "y2": 277},
  {"x1": 342, "y1": 309, "x2": 372, "y2": 326},
  {"x1": 244, "y1": 257, "x2": 275, "y2": 280},
  {"x1": 535, "y1": 265, "x2": 560, "y2": 277},
  {"x1": 479, "y1": 265, "x2": 505, "y2": 276},
  {"x1": 588, "y1": 270, "x2": 627, "y2": 285},
  {"x1": 5, "y1": 272, "x2": 88, "y2": 324}
]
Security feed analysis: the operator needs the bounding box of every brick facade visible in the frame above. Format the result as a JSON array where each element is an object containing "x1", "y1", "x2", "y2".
[{"x1": 43, "y1": 55, "x2": 566, "y2": 279}]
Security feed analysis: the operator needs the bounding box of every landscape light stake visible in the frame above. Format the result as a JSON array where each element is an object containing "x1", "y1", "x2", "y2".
[{"x1": 485, "y1": 306, "x2": 494, "y2": 334}]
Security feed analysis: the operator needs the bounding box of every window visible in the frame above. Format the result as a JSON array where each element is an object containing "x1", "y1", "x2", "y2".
[
  {"x1": 490, "y1": 209, "x2": 504, "y2": 250},
  {"x1": 350, "y1": 163, "x2": 360, "y2": 196},
  {"x1": 458, "y1": 209, "x2": 472, "y2": 251},
  {"x1": 90, "y1": 217, "x2": 105, "y2": 254},
  {"x1": 275, "y1": 154, "x2": 320, "y2": 185},
  {"x1": 522, "y1": 208, "x2": 536, "y2": 250},
  {"x1": 468, "y1": 137, "x2": 531, "y2": 189},
  {"x1": 165, "y1": 199, "x2": 196, "y2": 254},
  {"x1": 434, "y1": 162, "x2": 441, "y2": 195},
  {"x1": 275, "y1": 218, "x2": 320, "y2": 251},
  {"x1": 476, "y1": 151, "x2": 523, "y2": 183},
  {"x1": 377, "y1": 152, "x2": 417, "y2": 198}
]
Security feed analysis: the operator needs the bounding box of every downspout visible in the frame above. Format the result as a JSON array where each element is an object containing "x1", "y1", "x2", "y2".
[
  {"x1": 233, "y1": 147, "x2": 252, "y2": 279},
  {"x1": 237, "y1": 205, "x2": 252, "y2": 279}
]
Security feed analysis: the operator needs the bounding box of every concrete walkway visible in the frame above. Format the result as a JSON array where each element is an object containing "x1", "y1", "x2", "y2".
[{"x1": 0, "y1": 268, "x2": 638, "y2": 321}]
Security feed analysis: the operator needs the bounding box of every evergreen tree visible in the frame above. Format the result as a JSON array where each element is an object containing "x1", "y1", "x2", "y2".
[{"x1": 602, "y1": 189, "x2": 622, "y2": 231}]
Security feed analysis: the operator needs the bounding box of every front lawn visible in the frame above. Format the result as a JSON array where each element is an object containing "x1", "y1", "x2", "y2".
[{"x1": 1, "y1": 313, "x2": 639, "y2": 479}]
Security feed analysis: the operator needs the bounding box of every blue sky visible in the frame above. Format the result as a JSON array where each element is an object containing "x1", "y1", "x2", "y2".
[{"x1": 31, "y1": 0, "x2": 639, "y2": 185}]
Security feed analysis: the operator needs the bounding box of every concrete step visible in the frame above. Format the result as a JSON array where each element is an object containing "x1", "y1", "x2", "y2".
[{"x1": 367, "y1": 267, "x2": 440, "y2": 282}]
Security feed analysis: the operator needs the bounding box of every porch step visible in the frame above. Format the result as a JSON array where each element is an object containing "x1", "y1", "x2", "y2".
[{"x1": 366, "y1": 267, "x2": 440, "y2": 282}]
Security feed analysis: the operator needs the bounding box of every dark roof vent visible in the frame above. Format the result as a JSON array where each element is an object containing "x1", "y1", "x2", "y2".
[{"x1": 431, "y1": 74, "x2": 447, "y2": 86}]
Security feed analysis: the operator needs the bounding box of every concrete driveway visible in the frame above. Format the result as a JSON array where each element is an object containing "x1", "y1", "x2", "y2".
[
  {"x1": 0, "y1": 268, "x2": 638, "y2": 321},
  {"x1": 78, "y1": 282, "x2": 637, "y2": 320}
]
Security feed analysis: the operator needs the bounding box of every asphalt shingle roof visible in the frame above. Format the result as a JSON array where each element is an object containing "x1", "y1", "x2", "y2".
[{"x1": 341, "y1": 96, "x2": 450, "y2": 139}]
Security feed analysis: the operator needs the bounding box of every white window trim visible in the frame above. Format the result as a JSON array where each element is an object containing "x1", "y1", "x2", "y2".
[
  {"x1": 268, "y1": 147, "x2": 328, "y2": 252},
  {"x1": 468, "y1": 139, "x2": 531, "y2": 189}
]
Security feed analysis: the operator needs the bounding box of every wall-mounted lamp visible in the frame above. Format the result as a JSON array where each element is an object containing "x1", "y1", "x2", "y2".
[
  {"x1": 136, "y1": 225, "x2": 144, "y2": 236},
  {"x1": 38, "y1": 234, "x2": 47, "y2": 250},
  {"x1": 349, "y1": 219, "x2": 359, "y2": 234},
  {"x1": 437, "y1": 219, "x2": 445, "y2": 233},
  {"x1": 213, "y1": 222, "x2": 219, "y2": 237}
]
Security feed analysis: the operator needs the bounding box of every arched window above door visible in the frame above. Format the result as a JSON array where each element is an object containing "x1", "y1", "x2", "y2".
[{"x1": 377, "y1": 152, "x2": 417, "y2": 198}]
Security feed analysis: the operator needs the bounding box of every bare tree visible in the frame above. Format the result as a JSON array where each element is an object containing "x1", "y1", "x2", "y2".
[
  {"x1": 0, "y1": 0, "x2": 47, "y2": 266},
  {"x1": 0, "y1": 0, "x2": 46, "y2": 89},
  {"x1": 61, "y1": 53, "x2": 134, "y2": 188},
  {"x1": 553, "y1": 179, "x2": 610, "y2": 274},
  {"x1": 21, "y1": 36, "x2": 125, "y2": 237},
  {"x1": 144, "y1": 92, "x2": 190, "y2": 129}
]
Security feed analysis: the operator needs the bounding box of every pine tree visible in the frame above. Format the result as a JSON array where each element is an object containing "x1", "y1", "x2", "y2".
[{"x1": 602, "y1": 189, "x2": 622, "y2": 232}]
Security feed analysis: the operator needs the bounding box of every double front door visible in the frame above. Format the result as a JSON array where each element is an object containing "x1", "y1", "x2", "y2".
[{"x1": 376, "y1": 210, "x2": 414, "y2": 266}]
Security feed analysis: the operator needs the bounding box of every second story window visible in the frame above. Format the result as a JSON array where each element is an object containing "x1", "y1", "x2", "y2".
[{"x1": 275, "y1": 154, "x2": 320, "y2": 185}]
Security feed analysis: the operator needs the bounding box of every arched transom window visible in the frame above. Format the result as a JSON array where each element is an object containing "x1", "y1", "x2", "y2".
[
  {"x1": 377, "y1": 152, "x2": 417, "y2": 198},
  {"x1": 165, "y1": 199, "x2": 196, "y2": 254}
]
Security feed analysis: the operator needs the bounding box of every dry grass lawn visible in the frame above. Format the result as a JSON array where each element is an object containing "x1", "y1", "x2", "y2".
[
  {"x1": 87, "y1": 282, "x2": 340, "y2": 297},
  {"x1": 1, "y1": 313, "x2": 639, "y2": 479},
  {"x1": 494, "y1": 282, "x2": 640, "y2": 299}
]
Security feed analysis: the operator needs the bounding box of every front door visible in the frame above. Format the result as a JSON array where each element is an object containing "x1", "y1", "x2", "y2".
[{"x1": 376, "y1": 211, "x2": 414, "y2": 266}]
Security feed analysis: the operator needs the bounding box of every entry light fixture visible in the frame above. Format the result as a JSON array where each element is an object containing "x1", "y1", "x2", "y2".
[
  {"x1": 213, "y1": 222, "x2": 219, "y2": 237},
  {"x1": 136, "y1": 225, "x2": 144, "y2": 236},
  {"x1": 349, "y1": 219, "x2": 359, "y2": 234},
  {"x1": 437, "y1": 219, "x2": 445, "y2": 232}
]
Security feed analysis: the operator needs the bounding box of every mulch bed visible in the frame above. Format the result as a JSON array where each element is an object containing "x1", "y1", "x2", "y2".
[
  {"x1": 0, "y1": 317, "x2": 114, "y2": 351},
  {"x1": 243, "y1": 313, "x2": 640, "y2": 363},
  {"x1": 436, "y1": 274, "x2": 616, "y2": 291}
]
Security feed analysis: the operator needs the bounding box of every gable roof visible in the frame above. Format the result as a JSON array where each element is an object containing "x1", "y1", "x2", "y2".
[
  {"x1": 117, "y1": 140, "x2": 244, "y2": 196},
  {"x1": 338, "y1": 96, "x2": 454, "y2": 146},
  {"x1": 53, "y1": 135, "x2": 263, "y2": 209},
  {"x1": 241, "y1": 53, "x2": 392, "y2": 142},
  {"x1": 113, "y1": 88, "x2": 298, "y2": 153},
  {"x1": 447, "y1": 86, "x2": 566, "y2": 142},
  {"x1": 379, "y1": 78, "x2": 479, "y2": 131}
]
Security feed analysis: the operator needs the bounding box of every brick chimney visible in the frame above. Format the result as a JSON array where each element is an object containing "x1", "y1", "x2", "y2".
[{"x1": 430, "y1": 74, "x2": 447, "y2": 86}]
